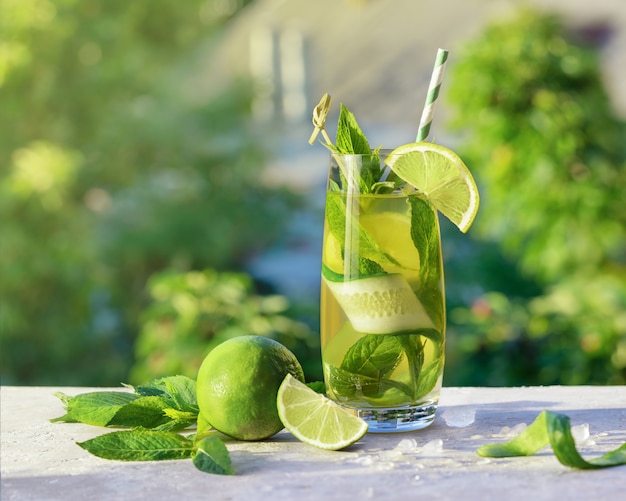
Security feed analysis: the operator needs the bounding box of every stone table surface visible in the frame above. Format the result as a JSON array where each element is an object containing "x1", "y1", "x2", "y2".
[{"x1": 2, "y1": 385, "x2": 625, "y2": 501}]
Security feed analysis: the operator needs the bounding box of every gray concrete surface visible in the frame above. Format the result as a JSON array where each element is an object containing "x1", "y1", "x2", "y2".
[{"x1": 2, "y1": 385, "x2": 625, "y2": 500}]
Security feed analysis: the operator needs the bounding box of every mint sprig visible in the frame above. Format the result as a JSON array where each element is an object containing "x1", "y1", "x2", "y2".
[
  {"x1": 51, "y1": 376, "x2": 233, "y2": 475},
  {"x1": 78, "y1": 429, "x2": 195, "y2": 462},
  {"x1": 477, "y1": 410, "x2": 626, "y2": 469},
  {"x1": 51, "y1": 391, "x2": 140, "y2": 427},
  {"x1": 323, "y1": 103, "x2": 399, "y2": 195},
  {"x1": 334, "y1": 103, "x2": 372, "y2": 154}
]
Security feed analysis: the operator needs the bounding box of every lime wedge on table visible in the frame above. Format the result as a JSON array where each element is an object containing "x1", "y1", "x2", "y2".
[
  {"x1": 385, "y1": 142, "x2": 480, "y2": 233},
  {"x1": 277, "y1": 374, "x2": 368, "y2": 450}
]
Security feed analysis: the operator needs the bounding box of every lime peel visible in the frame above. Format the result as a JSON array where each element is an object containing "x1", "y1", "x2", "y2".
[{"x1": 477, "y1": 410, "x2": 626, "y2": 469}]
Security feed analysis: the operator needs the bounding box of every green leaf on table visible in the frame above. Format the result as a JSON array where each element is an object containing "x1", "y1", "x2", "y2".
[
  {"x1": 107, "y1": 396, "x2": 174, "y2": 429},
  {"x1": 193, "y1": 436, "x2": 234, "y2": 475},
  {"x1": 78, "y1": 429, "x2": 194, "y2": 461},
  {"x1": 155, "y1": 408, "x2": 198, "y2": 431},
  {"x1": 477, "y1": 410, "x2": 626, "y2": 469},
  {"x1": 134, "y1": 375, "x2": 198, "y2": 413},
  {"x1": 51, "y1": 391, "x2": 139, "y2": 427}
]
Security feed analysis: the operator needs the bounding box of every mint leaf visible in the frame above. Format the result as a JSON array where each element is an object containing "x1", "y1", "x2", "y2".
[
  {"x1": 135, "y1": 375, "x2": 198, "y2": 413},
  {"x1": 53, "y1": 378, "x2": 199, "y2": 430},
  {"x1": 156, "y1": 409, "x2": 198, "y2": 431},
  {"x1": 332, "y1": 331, "x2": 444, "y2": 403},
  {"x1": 414, "y1": 349, "x2": 444, "y2": 398},
  {"x1": 306, "y1": 381, "x2": 327, "y2": 394},
  {"x1": 409, "y1": 196, "x2": 444, "y2": 330},
  {"x1": 477, "y1": 411, "x2": 626, "y2": 469},
  {"x1": 336, "y1": 103, "x2": 371, "y2": 154},
  {"x1": 51, "y1": 391, "x2": 139, "y2": 426},
  {"x1": 333, "y1": 105, "x2": 387, "y2": 194},
  {"x1": 358, "y1": 257, "x2": 386, "y2": 276},
  {"x1": 397, "y1": 334, "x2": 425, "y2": 400},
  {"x1": 161, "y1": 376, "x2": 198, "y2": 413},
  {"x1": 341, "y1": 335, "x2": 404, "y2": 379},
  {"x1": 328, "y1": 364, "x2": 413, "y2": 402},
  {"x1": 371, "y1": 181, "x2": 399, "y2": 194},
  {"x1": 325, "y1": 192, "x2": 399, "y2": 276},
  {"x1": 78, "y1": 430, "x2": 194, "y2": 461},
  {"x1": 163, "y1": 408, "x2": 198, "y2": 422},
  {"x1": 193, "y1": 436, "x2": 234, "y2": 475},
  {"x1": 107, "y1": 396, "x2": 174, "y2": 429},
  {"x1": 334, "y1": 335, "x2": 406, "y2": 399}
]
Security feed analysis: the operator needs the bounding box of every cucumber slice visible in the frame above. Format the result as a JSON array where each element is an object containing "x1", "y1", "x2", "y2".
[{"x1": 324, "y1": 274, "x2": 435, "y2": 334}]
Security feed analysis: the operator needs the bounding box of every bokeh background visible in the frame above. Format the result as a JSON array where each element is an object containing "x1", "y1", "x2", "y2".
[{"x1": 1, "y1": 0, "x2": 625, "y2": 387}]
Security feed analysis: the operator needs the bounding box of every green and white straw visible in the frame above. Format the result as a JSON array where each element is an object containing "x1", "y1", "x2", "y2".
[{"x1": 416, "y1": 48, "x2": 449, "y2": 142}]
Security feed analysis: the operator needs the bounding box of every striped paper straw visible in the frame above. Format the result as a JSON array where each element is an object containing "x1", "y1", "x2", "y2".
[{"x1": 416, "y1": 48, "x2": 449, "y2": 142}]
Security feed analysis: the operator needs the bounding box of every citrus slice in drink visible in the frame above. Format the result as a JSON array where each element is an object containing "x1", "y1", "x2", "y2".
[
  {"x1": 277, "y1": 374, "x2": 368, "y2": 450},
  {"x1": 322, "y1": 228, "x2": 344, "y2": 274},
  {"x1": 359, "y1": 211, "x2": 421, "y2": 276},
  {"x1": 323, "y1": 273, "x2": 434, "y2": 333},
  {"x1": 385, "y1": 142, "x2": 480, "y2": 233}
]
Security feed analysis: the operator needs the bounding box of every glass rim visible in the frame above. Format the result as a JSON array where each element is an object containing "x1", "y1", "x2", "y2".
[{"x1": 330, "y1": 149, "x2": 397, "y2": 159}]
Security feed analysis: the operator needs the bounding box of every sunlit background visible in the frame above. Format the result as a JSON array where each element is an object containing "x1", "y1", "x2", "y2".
[{"x1": 1, "y1": 0, "x2": 625, "y2": 387}]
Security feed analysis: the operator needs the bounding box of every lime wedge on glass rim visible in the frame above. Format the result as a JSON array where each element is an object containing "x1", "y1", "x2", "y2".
[
  {"x1": 277, "y1": 374, "x2": 368, "y2": 450},
  {"x1": 385, "y1": 142, "x2": 480, "y2": 233}
]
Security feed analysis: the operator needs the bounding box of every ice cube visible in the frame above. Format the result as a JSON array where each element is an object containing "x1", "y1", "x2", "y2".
[
  {"x1": 378, "y1": 449, "x2": 404, "y2": 461},
  {"x1": 352, "y1": 456, "x2": 374, "y2": 466},
  {"x1": 421, "y1": 439, "x2": 443, "y2": 454},
  {"x1": 498, "y1": 423, "x2": 527, "y2": 437},
  {"x1": 442, "y1": 407, "x2": 476, "y2": 427},
  {"x1": 394, "y1": 438, "x2": 419, "y2": 452},
  {"x1": 571, "y1": 423, "x2": 590, "y2": 443},
  {"x1": 373, "y1": 462, "x2": 396, "y2": 471}
]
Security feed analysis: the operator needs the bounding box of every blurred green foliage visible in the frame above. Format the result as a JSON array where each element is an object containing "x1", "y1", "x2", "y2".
[
  {"x1": 444, "y1": 8, "x2": 626, "y2": 386},
  {"x1": 2, "y1": 3, "x2": 625, "y2": 389},
  {"x1": 131, "y1": 269, "x2": 320, "y2": 384},
  {"x1": 0, "y1": 0, "x2": 307, "y2": 385}
]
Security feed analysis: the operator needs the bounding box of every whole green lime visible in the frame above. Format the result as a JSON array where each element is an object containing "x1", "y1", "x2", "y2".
[{"x1": 196, "y1": 335, "x2": 305, "y2": 441}]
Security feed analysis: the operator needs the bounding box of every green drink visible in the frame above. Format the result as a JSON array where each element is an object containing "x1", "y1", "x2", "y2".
[
  {"x1": 310, "y1": 91, "x2": 479, "y2": 433},
  {"x1": 320, "y1": 151, "x2": 445, "y2": 432}
]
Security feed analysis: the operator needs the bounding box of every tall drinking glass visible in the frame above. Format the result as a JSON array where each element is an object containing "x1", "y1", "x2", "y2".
[{"x1": 320, "y1": 150, "x2": 445, "y2": 433}]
